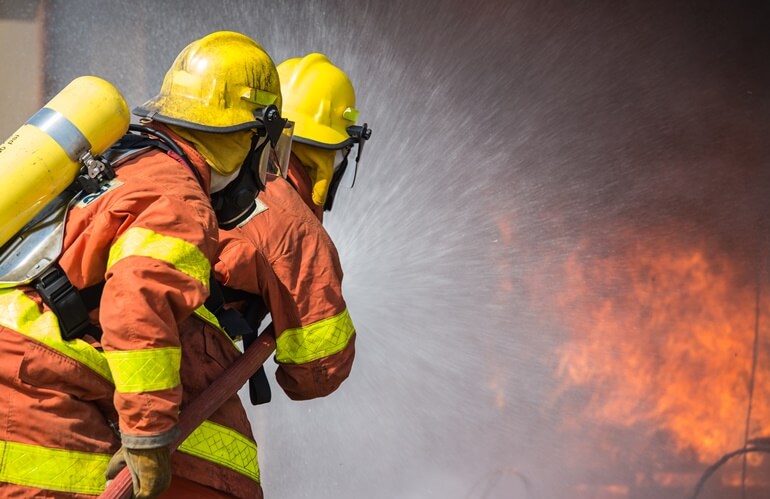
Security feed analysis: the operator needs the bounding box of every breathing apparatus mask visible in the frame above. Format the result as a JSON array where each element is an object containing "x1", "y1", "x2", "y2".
[
  {"x1": 210, "y1": 132, "x2": 269, "y2": 229},
  {"x1": 209, "y1": 105, "x2": 288, "y2": 229},
  {"x1": 324, "y1": 123, "x2": 371, "y2": 211}
]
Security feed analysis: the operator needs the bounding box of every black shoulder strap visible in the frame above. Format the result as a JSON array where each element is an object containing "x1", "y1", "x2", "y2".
[
  {"x1": 207, "y1": 278, "x2": 272, "y2": 405},
  {"x1": 35, "y1": 265, "x2": 100, "y2": 341},
  {"x1": 35, "y1": 126, "x2": 204, "y2": 343},
  {"x1": 122, "y1": 124, "x2": 204, "y2": 188}
]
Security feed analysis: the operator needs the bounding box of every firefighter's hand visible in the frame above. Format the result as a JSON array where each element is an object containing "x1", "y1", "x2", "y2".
[{"x1": 106, "y1": 446, "x2": 172, "y2": 499}]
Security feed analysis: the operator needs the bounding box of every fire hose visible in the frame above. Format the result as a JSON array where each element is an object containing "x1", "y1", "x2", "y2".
[
  {"x1": 690, "y1": 443, "x2": 770, "y2": 498},
  {"x1": 99, "y1": 326, "x2": 276, "y2": 499}
]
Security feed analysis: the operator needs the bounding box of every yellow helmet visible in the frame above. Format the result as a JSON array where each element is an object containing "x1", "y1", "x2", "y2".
[
  {"x1": 277, "y1": 53, "x2": 358, "y2": 149},
  {"x1": 134, "y1": 31, "x2": 282, "y2": 133}
]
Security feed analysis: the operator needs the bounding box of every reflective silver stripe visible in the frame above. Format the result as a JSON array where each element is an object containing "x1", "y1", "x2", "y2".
[{"x1": 25, "y1": 107, "x2": 91, "y2": 162}]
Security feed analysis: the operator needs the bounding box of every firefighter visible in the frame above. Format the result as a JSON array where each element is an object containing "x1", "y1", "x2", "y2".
[
  {"x1": 0, "y1": 31, "x2": 282, "y2": 498},
  {"x1": 207, "y1": 53, "x2": 363, "y2": 496},
  {"x1": 213, "y1": 53, "x2": 365, "y2": 407},
  {"x1": 276, "y1": 53, "x2": 371, "y2": 222},
  {"x1": 214, "y1": 170, "x2": 357, "y2": 404}
]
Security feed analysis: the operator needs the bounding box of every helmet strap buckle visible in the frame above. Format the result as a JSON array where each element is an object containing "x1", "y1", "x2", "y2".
[
  {"x1": 345, "y1": 123, "x2": 372, "y2": 188},
  {"x1": 254, "y1": 105, "x2": 287, "y2": 148}
]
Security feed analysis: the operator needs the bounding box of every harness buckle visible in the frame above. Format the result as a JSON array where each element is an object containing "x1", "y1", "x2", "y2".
[{"x1": 35, "y1": 265, "x2": 91, "y2": 341}]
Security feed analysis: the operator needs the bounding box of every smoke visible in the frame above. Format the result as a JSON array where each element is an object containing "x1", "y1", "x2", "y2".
[{"x1": 40, "y1": 0, "x2": 770, "y2": 497}]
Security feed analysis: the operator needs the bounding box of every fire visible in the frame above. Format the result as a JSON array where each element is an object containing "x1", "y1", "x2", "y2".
[{"x1": 549, "y1": 233, "x2": 770, "y2": 464}]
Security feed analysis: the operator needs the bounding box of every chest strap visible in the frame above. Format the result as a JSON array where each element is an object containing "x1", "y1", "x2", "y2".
[
  {"x1": 34, "y1": 264, "x2": 102, "y2": 341},
  {"x1": 205, "y1": 278, "x2": 272, "y2": 406}
]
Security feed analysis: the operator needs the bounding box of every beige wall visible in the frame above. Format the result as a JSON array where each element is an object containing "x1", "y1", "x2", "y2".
[{"x1": 0, "y1": 1, "x2": 42, "y2": 139}]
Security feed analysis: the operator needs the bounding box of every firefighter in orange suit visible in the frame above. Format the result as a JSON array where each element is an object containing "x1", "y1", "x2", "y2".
[
  {"x1": 0, "y1": 31, "x2": 283, "y2": 498},
  {"x1": 213, "y1": 53, "x2": 366, "y2": 405},
  {"x1": 276, "y1": 53, "x2": 371, "y2": 222},
  {"x1": 215, "y1": 172, "x2": 356, "y2": 402}
]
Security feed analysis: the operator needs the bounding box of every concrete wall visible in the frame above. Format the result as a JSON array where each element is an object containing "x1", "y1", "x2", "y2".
[{"x1": 0, "y1": 0, "x2": 42, "y2": 139}]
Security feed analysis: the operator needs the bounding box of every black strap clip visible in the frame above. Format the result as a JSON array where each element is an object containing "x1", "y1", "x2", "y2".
[
  {"x1": 34, "y1": 265, "x2": 92, "y2": 341},
  {"x1": 206, "y1": 277, "x2": 272, "y2": 405}
]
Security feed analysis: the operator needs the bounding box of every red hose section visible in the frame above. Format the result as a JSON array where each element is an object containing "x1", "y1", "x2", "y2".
[{"x1": 99, "y1": 327, "x2": 276, "y2": 499}]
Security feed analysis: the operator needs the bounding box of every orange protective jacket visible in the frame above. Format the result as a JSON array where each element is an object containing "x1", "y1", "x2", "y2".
[
  {"x1": 0, "y1": 128, "x2": 259, "y2": 497},
  {"x1": 215, "y1": 174, "x2": 355, "y2": 401}
]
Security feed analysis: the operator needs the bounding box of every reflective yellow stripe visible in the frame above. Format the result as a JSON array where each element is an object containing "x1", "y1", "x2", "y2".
[
  {"x1": 0, "y1": 289, "x2": 112, "y2": 382},
  {"x1": 107, "y1": 226, "x2": 211, "y2": 285},
  {"x1": 104, "y1": 227, "x2": 211, "y2": 393},
  {"x1": 104, "y1": 346, "x2": 181, "y2": 393},
  {"x1": 178, "y1": 420, "x2": 259, "y2": 482},
  {"x1": 275, "y1": 308, "x2": 355, "y2": 364},
  {"x1": 0, "y1": 440, "x2": 110, "y2": 495}
]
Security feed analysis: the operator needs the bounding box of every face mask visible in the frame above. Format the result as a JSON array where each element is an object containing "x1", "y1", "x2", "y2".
[
  {"x1": 210, "y1": 137, "x2": 268, "y2": 230},
  {"x1": 324, "y1": 149, "x2": 350, "y2": 212}
]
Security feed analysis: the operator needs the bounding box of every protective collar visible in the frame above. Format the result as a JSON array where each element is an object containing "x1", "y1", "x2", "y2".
[
  {"x1": 292, "y1": 142, "x2": 336, "y2": 207},
  {"x1": 168, "y1": 125, "x2": 252, "y2": 175}
]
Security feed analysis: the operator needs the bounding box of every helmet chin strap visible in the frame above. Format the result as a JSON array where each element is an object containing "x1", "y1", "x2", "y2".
[
  {"x1": 324, "y1": 152, "x2": 350, "y2": 212},
  {"x1": 346, "y1": 123, "x2": 372, "y2": 188},
  {"x1": 323, "y1": 123, "x2": 373, "y2": 211}
]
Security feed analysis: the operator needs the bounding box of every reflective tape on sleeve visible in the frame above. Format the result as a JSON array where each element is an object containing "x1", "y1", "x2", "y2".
[
  {"x1": 0, "y1": 440, "x2": 110, "y2": 495},
  {"x1": 107, "y1": 226, "x2": 211, "y2": 285},
  {"x1": 275, "y1": 308, "x2": 355, "y2": 364},
  {"x1": 178, "y1": 419, "x2": 260, "y2": 482},
  {"x1": 0, "y1": 289, "x2": 112, "y2": 382},
  {"x1": 104, "y1": 346, "x2": 181, "y2": 393}
]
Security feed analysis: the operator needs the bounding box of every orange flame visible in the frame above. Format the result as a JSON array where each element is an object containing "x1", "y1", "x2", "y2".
[{"x1": 548, "y1": 233, "x2": 770, "y2": 464}]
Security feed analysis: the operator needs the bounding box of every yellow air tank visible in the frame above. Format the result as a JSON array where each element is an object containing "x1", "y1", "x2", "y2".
[{"x1": 0, "y1": 75, "x2": 130, "y2": 248}]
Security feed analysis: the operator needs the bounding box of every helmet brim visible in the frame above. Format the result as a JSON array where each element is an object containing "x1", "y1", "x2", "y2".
[
  {"x1": 290, "y1": 118, "x2": 353, "y2": 150},
  {"x1": 133, "y1": 101, "x2": 264, "y2": 134}
]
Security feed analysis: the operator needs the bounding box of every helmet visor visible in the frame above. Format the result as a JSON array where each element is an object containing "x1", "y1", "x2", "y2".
[
  {"x1": 273, "y1": 121, "x2": 295, "y2": 178},
  {"x1": 258, "y1": 139, "x2": 271, "y2": 187}
]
